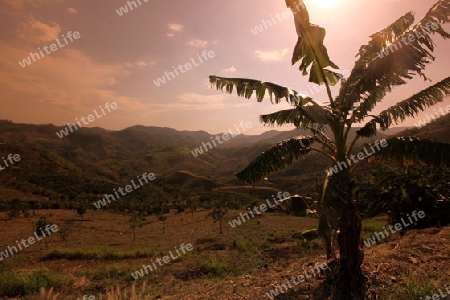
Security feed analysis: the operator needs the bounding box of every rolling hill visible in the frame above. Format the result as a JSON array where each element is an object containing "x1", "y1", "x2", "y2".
[{"x1": 0, "y1": 118, "x2": 448, "y2": 209}]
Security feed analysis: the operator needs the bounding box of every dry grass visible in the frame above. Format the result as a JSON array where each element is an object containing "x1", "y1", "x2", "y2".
[
  {"x1": 2, "y1": 209, "x2": 448, "y2": 299},
  {"x1": 28, "y1": 283, "x2": 153, "y2": 300},
  {"x1": 0, "y1": 209, "x2": 319, "y2": 299}
]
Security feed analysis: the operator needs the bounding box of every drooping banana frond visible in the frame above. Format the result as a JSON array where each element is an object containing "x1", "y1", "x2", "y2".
[
  {"x1": 260, "y1": 108, "x2": 312, "y2": 128},
  {"x1": 285, "y1": 0, "x2": 341, "y2": 89},
  {"x1": 209, "y1": 75, "x2": 313, "y2": 106},
  {"x1": 260, "y1": 103, "x2": 335, "y2": 127},
  {"x1": 369, "y1": 136, "x2": 450, "y2": 166},
  {"x1": 339, "y1": 0, "x2": 450, "y2": 122},
  {"x1": 235, "y1": 136, "x2": 315, "y2": 183},
  {"x1": 358, "y1": 12, "x2": 416, "y2": 64},
  {"x1": 307, "y1": 125, "x2": 336, "y2": 151},
  {"x1": 418, "y1": 0, "x2": 450, "y2": 39},
  {"x1": 260, "y1": 108, "x2": 336, "y2": 150},
  {"x1": 336, "y1": 12, "x2": 415, "y2": 113},
  {"x1": 357, "y1": 76, "x2": 450, "y2": 137}
]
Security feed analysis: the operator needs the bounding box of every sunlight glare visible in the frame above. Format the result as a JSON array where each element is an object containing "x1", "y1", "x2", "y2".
[{"x1": 312, "y1": 0, "x2": 341, "y2": 9}]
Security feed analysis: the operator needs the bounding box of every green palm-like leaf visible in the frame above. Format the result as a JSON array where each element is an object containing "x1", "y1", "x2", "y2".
[
  {"x1": 358, "y1": 12, "x2": 416, "y2": 64},
  {"x1": 260, "y1": 108, "x2": 336, "y2": 150},
  {"x1": 285, "y1": 0, "x2": 340, "y2": 86},
  {"x1": 260, "y1": 108, "x2": 311, "y2": 127},
  {"x1": 339, "y1": 0, "x2": 450, "y2": 121},
  {"x1": 260, "y1": 103, "x2": 335, "y2": 127},
  {"x1": 209, "y1": 75, "x2": 313, "y2": 106},
  {"x1": 308, "y1": 125, "x2": 336, "y2": 151},
  {"x1": 370, "y1": 136, "x2": 450, "y2": 166},
  {"x1": 336, "y1": 11, "x2": 416, "y2": 114},
  {"x1": 235, "y1": 136, "x2": 315, "y2": 183},
  {"x1": 357, "y1": 76, "x2": 450, "y2": 137}
]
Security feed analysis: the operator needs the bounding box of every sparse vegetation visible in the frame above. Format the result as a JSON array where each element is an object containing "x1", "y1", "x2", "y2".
[
  {"x1": 0, "y1": 267, "x2": 67, "y2": 298},
  {"x1": 43, "y1": 248, "x2": 155, "y2": 261}
]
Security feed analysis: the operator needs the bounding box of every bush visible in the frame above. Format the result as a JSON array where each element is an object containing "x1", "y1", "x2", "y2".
[
  {"x1": 0, "y1": 267, "x2": 66, "y2": 297},
  {"x1": 361, "y1": 216, "x2": 388, "y2": 240},
  {"x1": 195, "y1": 237, "x2": 216, "y2": 245},
  {"x1": 231, "y1": 239, "x2": 253, "y2": 252},
  {"x1": 297, "y1": 239, "x2": 321, "y2": 251},
  {"x1": 205, "y1": 257, "x2": 228, "y2": 277},
  {"x1": 364, "y1": 165, "x2": 450, "y2": 228},
  {"x1": 44, "y1": 248, "x2": 155, "y2": 260}
]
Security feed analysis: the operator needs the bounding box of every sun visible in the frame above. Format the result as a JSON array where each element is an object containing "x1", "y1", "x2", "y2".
[{"x1": 312, "y1": 0, "x2": 341, "y2": 9}]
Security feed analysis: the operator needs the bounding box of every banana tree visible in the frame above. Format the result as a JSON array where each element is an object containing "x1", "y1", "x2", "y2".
[{"x1": 209, "y1": 0, "x2": 450, "y2": 298}]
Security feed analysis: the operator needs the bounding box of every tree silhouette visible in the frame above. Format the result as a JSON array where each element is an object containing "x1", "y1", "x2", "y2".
[
  {"x1": 209, "y1": 200, "x2": 229, "y2": 235},
  {"x1": 158, "y1": 215, "x2": 167, "y2": 235},
  {"x1": 129, "y1": 211, "x2": 144, "y2": 242},
  {"x1": 76, "y1": 204, "x2": 87, "y2": 220},
  {"x1": 35, "y1": 216, "x2": 52, "y2": 250}
]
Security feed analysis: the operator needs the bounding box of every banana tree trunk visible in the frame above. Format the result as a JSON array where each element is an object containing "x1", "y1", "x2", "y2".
[
  {"x1": 335, "y1": 198, "x2": 366, "y2": 299},
  {"x1": 334, "y1": 169, "x2": 366, "y2": 299},
  {"x1": 326, "y1": 127, "x2": 367, "y2": 299}
]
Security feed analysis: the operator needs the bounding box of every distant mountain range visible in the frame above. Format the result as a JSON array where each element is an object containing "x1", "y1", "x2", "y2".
[{"x1": 0, "y1": 115, "x2": 448, "y2": 206}]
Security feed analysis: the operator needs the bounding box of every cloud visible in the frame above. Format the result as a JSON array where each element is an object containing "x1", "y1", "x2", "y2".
[
  {"x1": 178, "y1": 93, "x2": 228, "y2": 104},
  {"x1": 67, "y1": 8, "x2": 77, "y2": 14},
  {"x1": 177, "y1": 93, "x2": 250, "y2": 109},
  {"x1": 2, "y1": 0, "x2": 65, "y2": 10},
  {"x1": 187, "y1": 38, "x2": 208, "y2": 47},
  {"x1": 144, "y1": 93, "x2": 250, "y2": 112},
  {"x1": 1, "y1": 45, "x2": 161, "y2": 131},
  {"x1": 222, "y1": 65, "x2": 237, "y2": 73},
  {"x1": 125, "y1": 59, "x2": 156, "y2": 69},
  {"x1": 1, "y1": 0, "x2": 25, "y2": 9},
  {"x1": 0, "y1": 41, "x2": 145, "y2": 118},
  {"x1": 167, "y1": 23, "x2": 184, "y2": 37},
  {"x1": 136, "y1": 60, "x2": 156, "y2": 68},
  {"x1": 17, "y1": 14, "x2": 61, "y2": 44},
  {"x1": 254, "y1": 48, "x2": 289, "y2": 61}
]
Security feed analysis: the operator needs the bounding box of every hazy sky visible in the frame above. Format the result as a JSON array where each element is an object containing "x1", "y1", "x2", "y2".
[{"x1": 0, "y1": 0, "x2": 449, "y2": 135}]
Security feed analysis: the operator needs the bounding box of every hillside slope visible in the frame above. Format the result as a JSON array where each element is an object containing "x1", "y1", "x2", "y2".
[{"x1": 0, "y1": 119, "x2": 448, "y2": 206}]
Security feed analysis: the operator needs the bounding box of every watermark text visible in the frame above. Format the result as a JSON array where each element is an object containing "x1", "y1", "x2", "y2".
[
  {"x1": 56, "y1": 102, "x2": 118, "y2": 139},
  {"x1": 18, "y1": 31, "x2": 80, "y2": 68}
]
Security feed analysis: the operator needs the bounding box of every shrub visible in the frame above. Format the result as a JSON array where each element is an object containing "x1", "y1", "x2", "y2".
[
  {"x1": 0, "y1": 267, "x2": 66, "y2": 297},
  {"x1": 231, "y1": 239, "x2": 253, "y2": 252},
  {"x1": 195, "y1": 237, "x2": 216, "y2": 245},
  {"x1": 44, "y1": 248, "x2": 154, "y2": 260},
  {"x1": 205, "y1": 257, "x2": 228, "y2": 277}
]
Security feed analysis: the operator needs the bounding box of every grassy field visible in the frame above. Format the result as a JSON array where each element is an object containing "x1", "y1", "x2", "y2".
[
  {"x1": 0, "y1": 208, "x2": 321, "y2": 299},
  {"x1": 1, "y1": 209, "x2": 449, "y2": 299}
]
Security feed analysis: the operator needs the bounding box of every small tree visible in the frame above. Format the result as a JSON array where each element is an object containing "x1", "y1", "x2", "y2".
[
  {"x1": 28, "y1": 199, "x2": 40, "y2": 216},
  {"x1": 158, "y1": 215, "x2": 167, "y2": 235},
  {"x1": 76, "y1": 204, "x2": 87, "y2": 221},
  {"x1": 35, "y1": 216, "x2": 50, "y2": 233},
  {"x1": 129, "y1": 212, "x2": 144, "y2": 242},
  {"x1": 35, "y1": 216, "x2": 52, "y2": 249},
  {"x1": 7, "y1": 198, "x2": 21, "y2": 220},
  {"x1": 189, "y1": 197, "x2": 199, "y2": 218},
  {"x1": 58, "y1": 225, "x2": 71, "y2": 245},
  {"x1": 209, "y1": 200, "x2": 229, "y2": 235}
]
